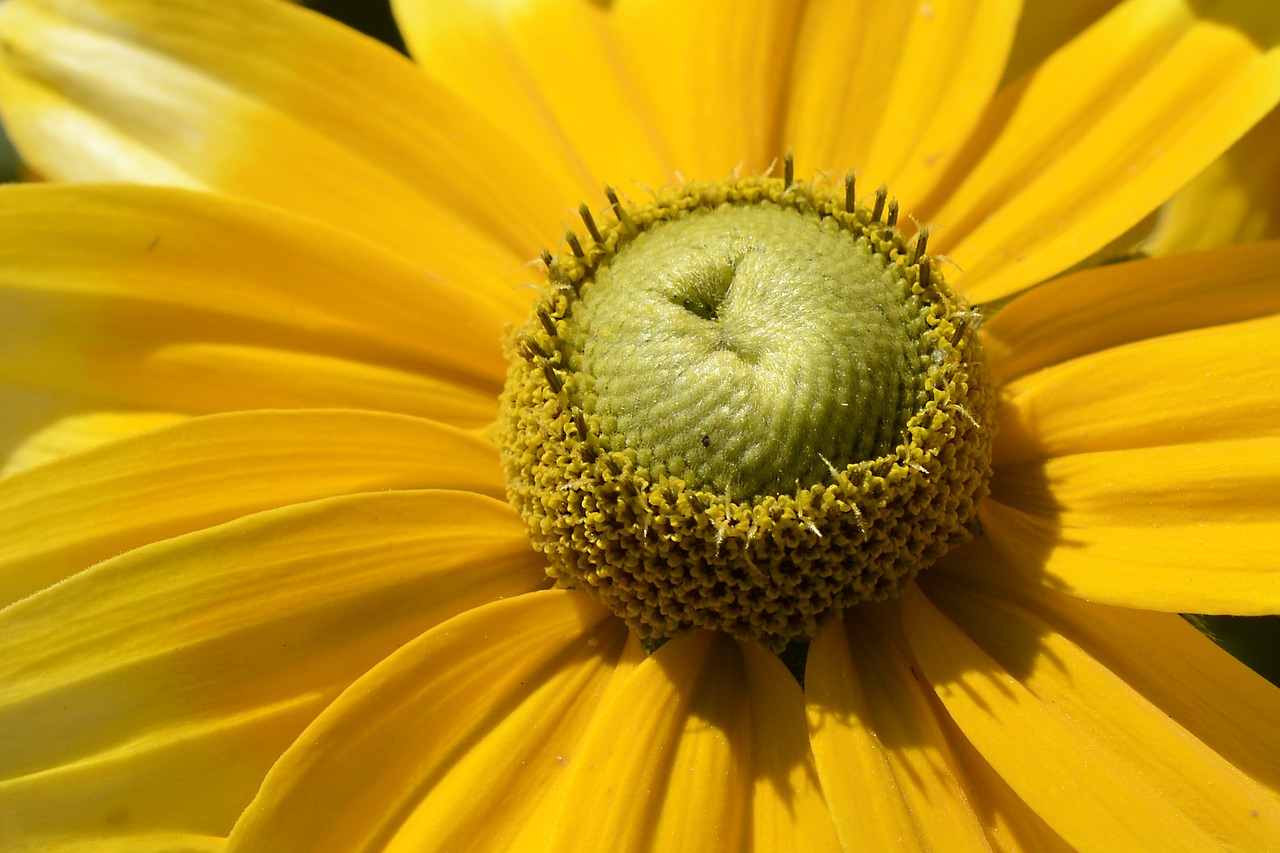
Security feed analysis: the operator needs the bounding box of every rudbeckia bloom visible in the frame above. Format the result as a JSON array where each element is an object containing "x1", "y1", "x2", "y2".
[{"x1": 1, "y1": 0, "x2": 1280, "y2": 849}]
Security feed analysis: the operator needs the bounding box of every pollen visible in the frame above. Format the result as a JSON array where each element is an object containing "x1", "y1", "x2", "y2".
[{"x1": 498, "y1": 170, "x2": 994, "y2": 650}]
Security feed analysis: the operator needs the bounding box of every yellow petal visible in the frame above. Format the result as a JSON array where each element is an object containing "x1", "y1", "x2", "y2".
[
  {"x1": 806, "y1": 610, "x2": 993, "y2": 851},
  {"x1": 0, "y1": 185, "x2": 506, "y2": 424},
  {"x1": 902, "y1": 580, "x2": 1280, "y2": 850},
  {"x1": 981, "y1": 241, "x2": 1280, "y2": 383},
  {"x1": 2, "y1": 831, "x2": 223, "y2": 853},
  {"x1": 937, "y1": 538, "x2": 1280, "y2": 799},
  {"x1": 0, "y1": 0, "x2": 579, "y2": 266},
  {"x1": 227, "y1": 590, "x2": 636, "y2": 852},
  {"x1": 936, "y1": 710, "x2": 1074, "y2": 853},
  {"x1": 1148, "y1": 106, "x2": 1280, "y2": 253},
  {"x1": 0, "y1": 409, "x2": 504, "y2": 607},
  {"x1": 787, "y1": 0, "x2": 1020, "y2": 209},
  {"x1": 924, "y1": 0, "x2": 1280, "y2": 302},
  {"x1": 999, "y1": 0, "x2": 1117, "y2": 83},
  {"x1": 994, "y1": 315, "x2": 1280, "y2": 463},
  {"x1": 393, "y1": 0, "x2": 671, "y2": 191},
  {"x1": 610, "y1": 0, "x2": 800, "y2": 179},
  {"x1": 80, "y1": 342, "x2": 497, "y2": 424},
  {"x1": 0, "y1": 490, "x2": 546, "y2": 846},
  {"x1": 0, "y1": 183, "x2": 515, "y2": 371},
  {"x1": 983, "y1": 436, "x2": 1280, "y2": 613},
  {"x1": 531, "y1": 631, "x2": 840, "y2": 852},
  {"x1": 2, "y1": 409, "x2": 186, "y2": 475}
]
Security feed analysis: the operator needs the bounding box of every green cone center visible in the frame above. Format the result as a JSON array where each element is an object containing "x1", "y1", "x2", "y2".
[
  {"x1": 568, "y1": 204, "x2": 926, "y2": 498},
  {"x1": 499, "y1": 175, "x2": 994, "y2": 649}
]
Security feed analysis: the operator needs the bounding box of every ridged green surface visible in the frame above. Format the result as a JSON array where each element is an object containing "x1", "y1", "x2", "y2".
[{"x1": 569, "y1": 204, "x2": 926, "y2": 498}]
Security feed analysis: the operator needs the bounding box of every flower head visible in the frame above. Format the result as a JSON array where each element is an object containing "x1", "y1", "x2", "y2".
[{"x1": 1, "y1": 0, "x2": 1280, "y2": 849}]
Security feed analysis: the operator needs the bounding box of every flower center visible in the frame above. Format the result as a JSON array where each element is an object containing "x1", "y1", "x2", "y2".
[{"x1": 499, "y1": 173, "x2": 994, "y2": 649}]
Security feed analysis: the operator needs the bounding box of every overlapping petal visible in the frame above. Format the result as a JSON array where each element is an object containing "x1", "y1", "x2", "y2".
[
  {"x1": 227, "y1": 590, "x2": 638, "y2": 851},
  {"x1": 530, "y1": 630, "x2": 841, "y2": 852},
  {"x1": 936, "y1": 541, "x2": 1280, "y2": 799},
  {"x1": 999, "y1": 0, "x2": 1118, "y2": 83},
  {"x1": 983, "y1": 436, "x2": 1280, "y2": 613},
  {"x1": 904, "y1": 573, "x2": 1280, "y2": 850},
  {"x1": 806, "y1": 609, "x2": 993, "y2": 850},
  {"x1": 2, "y1": 407, "x2": 186, "y2": 475},
  {"x1": 609, "y1": 0, "x2": 800, "y2": 181},
  {"x1": 0, "y1": 409, "x2": 504, "y2": 606},
  {"x1": 0, "y1": 0, "x2": 579, "y2": 265},
  {"x1": 393, "y1": 0, "x2": 672, "y2": 195},
  {"x1": 0, "y1": 490, "x2": 546, "y2": 847},
  {"x1": 0, "y1": 184, "x2": 509, "y2": 449},
  {"x1": 786, "y1": 0, "x2": 1020, "y2": 210},
  {"x1": 994, "y1": 316, "x2": 1280, "y2": 461},
  {"x1": 1148, "y1": 106, "x2": 1280, "y2": 253},
  {"x1": 981, "y1": 241, "x2": 1280, "y2": 384},
  {"x1": 923, "y1": 0, "x2": 1280, "y2": 302}
]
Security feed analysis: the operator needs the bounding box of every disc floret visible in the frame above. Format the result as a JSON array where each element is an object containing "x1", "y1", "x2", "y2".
[{"x1": 499, "y1": 171, "x2": 994, "y2": 649}]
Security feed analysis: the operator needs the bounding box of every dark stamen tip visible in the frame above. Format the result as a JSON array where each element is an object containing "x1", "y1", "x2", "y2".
[
  {"x1": 886, "y1": 198, "x2": 899, "y2": 228},
  {"x1": 522, "y1": 336, "x2": 549, "y2": 360},
  {"x1": 603, "y1": 185, "x2": 636, "y2": 232},
  {"x1": 915, "y1": 229, "x2": 930, "y2": 260},
  {"x1": 844, "y1": 171, "x2": 857, "y2": 213},
  {"x1": 871, "y1": 185, "x2": 888, "y2": 222},
  {"x1": 565, "y1": 229, "x2": 585, "y2": 259},
  {"x1": 579, "y1": 202, "x2": 604, "y2": 244},
  {"x1": 783, "y1": 151, "x2": 795, "y2": 188},
  {"x1": 536, "y1": 305, "x2": 558, "y2": 338},
  {"x1": 542, "y1": 363, "x2": 564, "y2": 393}
]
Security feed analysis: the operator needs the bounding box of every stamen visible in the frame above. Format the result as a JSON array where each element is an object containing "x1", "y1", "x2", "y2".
[
  {"x1": 536, "y1": 305, "x2": 558, "y2": 338},
  {"x1": 844, "y1": 171, "x2": 857, "y2": 214},
  {"x1": 564, "y1": 229, "x2": 585, "y2": 259},
  {"x1": 520, "y1": 336, "x2": 549, "y2": 361},
  {"x1": 871, "y1": 185, "x2": 888, "y2": 222},
  {"x1": 604, "y1": 185, "x2": 636, "y2": 232},
  {"x1": 886, "y1": 198, "x2": 899, "y2": 228},
  {"x1": 579, "y1": 202, "x2": 604, "y2": 244},
  {"x1": 542, "y1": 364, "x2": 564, "y2": 393},
  {"x1": 912, "y1": 228, "x2": 930, "y2": 265},
  {"x1": 783, "y1": 151, "x2": 795, "y2": 188}
]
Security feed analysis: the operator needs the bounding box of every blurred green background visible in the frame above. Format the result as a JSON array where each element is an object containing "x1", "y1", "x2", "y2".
[{"x1": 0, "y1": 0, "x2": 1276, "y2": 687}]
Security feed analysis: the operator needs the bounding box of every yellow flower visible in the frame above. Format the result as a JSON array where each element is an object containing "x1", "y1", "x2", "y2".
[{"x1": 1, "y1": 0, "x2": 1279, "y2": 849}]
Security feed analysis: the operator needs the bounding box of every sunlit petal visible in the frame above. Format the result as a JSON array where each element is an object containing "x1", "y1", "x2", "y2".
[
  {"x1": 0, "y1": 0, "x2": 579, "y2": 264},
  {"x1": 0, "y1": 410, "x2": 504, "y2": 606},
  {"x1": 227, "y1": 590, "x2": 637, "y2": 851},
  {"x1": 926, "y1": 0, "x2": 1280, "y2": 302},
  {"x1": 788, "y1": 0, "x2": 1020, "y2": 209},
  {"x1": 0, "y1": 490, "x2": 546, "y2": 846},
  {"x1": 903, "y1": 581, "x2": 1280, "y2": 850}
]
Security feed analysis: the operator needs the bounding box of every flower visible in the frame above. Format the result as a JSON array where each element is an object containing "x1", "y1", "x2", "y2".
[{"x1": 1, "y1": 0, "x2": 1279, "y2": 849}]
